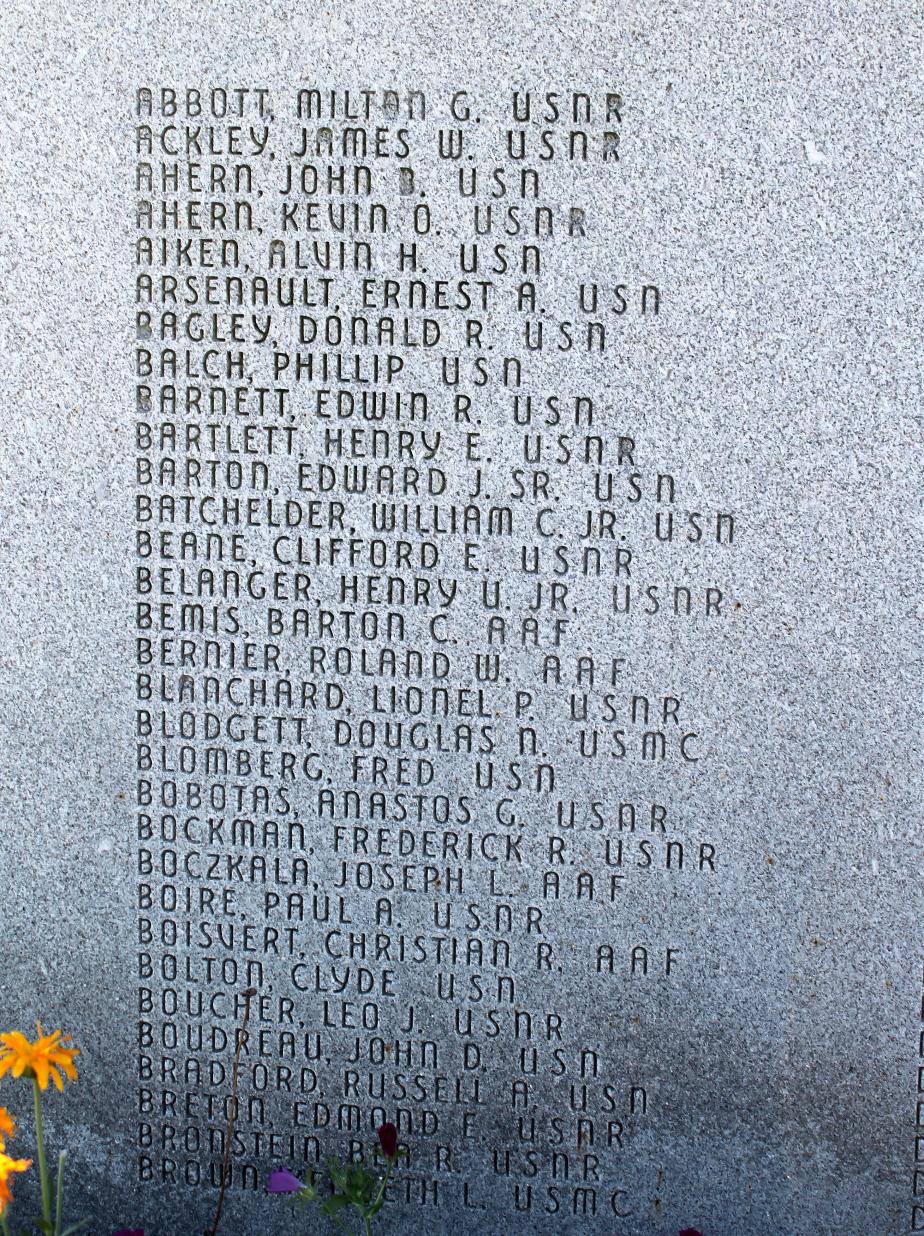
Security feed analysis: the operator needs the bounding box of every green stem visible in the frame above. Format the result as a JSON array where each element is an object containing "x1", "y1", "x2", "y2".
[
  {"x1": 54, "y1": 1150, "x2": 66, "y2": 1235},
  {"x1": 363, "y1": 1216, "x2": 373, "y2": 1236},
  {"x1": 33, "y1": 1078, "x2": 52, "y2": 1228},
  {"x1": 368, "y1": 1158, "x2": 394, "y2": 1215},
  {"x1": 1, "y1": 1210, "x2": 11, "y2": 1236}
]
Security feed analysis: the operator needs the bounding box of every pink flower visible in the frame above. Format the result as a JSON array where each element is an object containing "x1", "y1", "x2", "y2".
[
  {"x1": 377, "y1": 1121, "x2": 398, "y2": 1159},
  {"x1": 267, "y1": 1166, "x2": 304, "y2": 1193}
]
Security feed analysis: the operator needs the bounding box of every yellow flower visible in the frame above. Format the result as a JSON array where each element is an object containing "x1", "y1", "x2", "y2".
[
  {"x1": 0, "y1": 1024, "x2": 79, "y2": 1091},
  {"x1": 0, "y1": 1107, "x2": 14, "y2": 1150},
  {"x1": 0, "y1": 1149, "x2": 31, "y2": 1217}
]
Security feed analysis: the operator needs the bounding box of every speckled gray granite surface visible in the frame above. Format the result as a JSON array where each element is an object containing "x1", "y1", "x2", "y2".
[{"x1": 0, "y1": 2, "x2": 922, "y2": 1234}]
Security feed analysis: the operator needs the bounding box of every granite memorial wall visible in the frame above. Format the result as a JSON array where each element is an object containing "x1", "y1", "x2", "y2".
[{"x1": 0, "y1": 2, "x2": 921, "y2": 1233}]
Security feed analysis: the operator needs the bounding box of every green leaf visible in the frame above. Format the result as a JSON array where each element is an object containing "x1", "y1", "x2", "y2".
[
  {"x1": 326, "y1": 1156, "x2": 348, "y2": 1190},
  {"x1": 58, "y1": 1222, "x2": 91, "y2": 1236},
  {"x1": 355, "y1": 1163, "x2": 379, "y2": 1199},
  {"x1": 320, "y1": 1194, "x2": 352, "y2": 1216}
]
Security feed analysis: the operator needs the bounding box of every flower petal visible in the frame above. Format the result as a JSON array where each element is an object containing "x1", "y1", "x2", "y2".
[
  {"x1": 267, "y1": 1167, "x2": 304, "y2": 1194},
  {"x1": 377, "y1": 1122, "x2": 398, "y2": 1159}
]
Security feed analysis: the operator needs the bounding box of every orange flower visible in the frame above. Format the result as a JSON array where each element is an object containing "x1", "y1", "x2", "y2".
[
  {"x1": 0, "y1": 1025, "x2": 79, "y2": 1091},
  {"x1": 0, "y1": 1107, "x2": 14, "y2": 1149},
  {"x1": 0, "y1": 1149, "x2": 31, "y2": 1217}
]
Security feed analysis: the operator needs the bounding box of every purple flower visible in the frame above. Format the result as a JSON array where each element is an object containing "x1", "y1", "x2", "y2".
[
  {"x1": 267, "y1": 1166, "x2": 305, "y2": 1194},
  {"x1": 679, "y1": 1229, "x2": 703, "y2": 1236},
  {"x1": 113, "y1": 1230, "x2": 144, "y2": 1236},
  {"x1": 377, "y1": 1121, "x2": 398, "y2": 1159}
]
